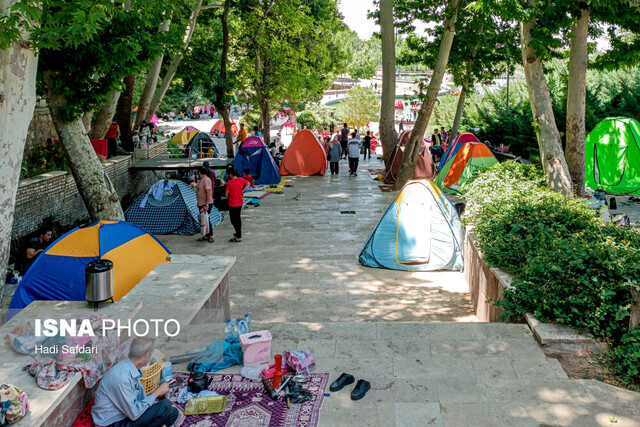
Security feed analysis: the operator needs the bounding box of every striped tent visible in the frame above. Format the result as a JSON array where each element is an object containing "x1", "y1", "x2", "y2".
[
  {"x1": 434, "y1": 142, "x2": 498, "y2": 194},
  {"x1": 437, "y1": 132, "x2": 480, "y2": 172}
]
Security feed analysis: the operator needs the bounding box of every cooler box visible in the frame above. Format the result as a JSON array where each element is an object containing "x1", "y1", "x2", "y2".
[
  {"x1": 90, "y1": 139, "x2": 108, "y2": 158},
  {"x1": 239, "y1": 330, "x2": 272, "y2": 366}
]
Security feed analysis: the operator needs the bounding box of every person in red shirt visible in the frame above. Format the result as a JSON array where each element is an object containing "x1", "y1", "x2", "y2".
[
  {"x1": 225, "y1": 169, "x2": 250, "y2": 242},
  {"x1": 243, "y1": 169, "x2": 255, "y2": 188},
  {"x1": 105, "y1": 120, "x2": 120, "y2": 158}
]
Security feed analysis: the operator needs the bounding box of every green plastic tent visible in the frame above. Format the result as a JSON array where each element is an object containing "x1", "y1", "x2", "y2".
[{"x1": 585, "y1": 117, "x2": 640, "y2": 194}]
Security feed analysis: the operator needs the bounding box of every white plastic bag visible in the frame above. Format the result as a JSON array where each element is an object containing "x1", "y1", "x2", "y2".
[{"x1": 199, "y1": 211, "x2": 210, "y2": 236}]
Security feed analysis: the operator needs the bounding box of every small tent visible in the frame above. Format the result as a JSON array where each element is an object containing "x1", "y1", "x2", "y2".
[
  {"x1": 279, "y1": 129, "x2": 328, "y2": 176},
  {"x1": 171, "y1": 126, "x2": 199, "y2": 146},
  {"x1": 184, "y1": 132, "x2": 219, "y2": 158},
  {"x1": 125, "y1": 180, "x2": 222, "y2": 235},
  {"x1": 437, "y1": 132, "x2": 480, "y2": 172},
  {"x1": 359, "y1": 179, "x2": 463, "y2": 271},
  {"x1": 382, "y1": 131, "x2": 435, "y2": 184},
  {"x1": 6, "y1": 221, "x2": 171, "y2": 321},
  {"x1": 210, "y1": 119, "x2": 239, "y2": 137},
  {"x1": 434, "y1": 142, "x2": 498, "y2": 194},
  {"x1": 232, "y1": 137, "x2": 281, "y2": 185},
  {"x1": 585, "y1": 117, "x2": 640, "y2": 194}
]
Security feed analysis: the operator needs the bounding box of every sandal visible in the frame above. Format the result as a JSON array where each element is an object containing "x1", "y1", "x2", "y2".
[
  {"x1": 197, "y1": 237, "x2": 207, "y2": 241},
  {"x1": 229, "y1": 237, "x2": 242, "y2": 242},
  {"x1": 208, "y1": 237, "x2": 214, "y2": 243}
]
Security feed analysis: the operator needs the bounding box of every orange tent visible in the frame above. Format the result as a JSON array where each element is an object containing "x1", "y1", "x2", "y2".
[
  {"x1": 210, "y1": 119, "x2": 238, "y2": 136},
  {"x1": 279, "y1": 129, "x2": 328, "y2": 176}
]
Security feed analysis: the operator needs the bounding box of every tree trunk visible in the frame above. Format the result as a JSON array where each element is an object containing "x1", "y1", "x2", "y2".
[
  {"x1": 0, "y1": 22, "x2": 38, "y2": 304},
  {"x1": 630, "y1": 286, "x2": 640, "y2": 331},
  {"x1": 214, "y1": 0, "x2": 234, "y2": 158},
  {"x1": 148, "y1": 0, "x2": 203, "y2": 118},
  {"x1": 134, "y1": 18, "x2": 171, "y2": 128},
  {"x1": 219, "y1": 108, "x2": 234, "y2": 157},
  {"x1": 450, "y1": 82, "x2": 468, "y2": 140},
  {"x1": 565, "y1": 8, "x2": 590, "y2": 196},
  {"x1": 88, "y1": 91, "x2": 121, "y2": 139},
  {"x1": 82, "y1": 111, "x2": 94, "y2": 134},
  {"x1": 379, "y1": 0, "x2": 397, "y2": 162},
  {"x1": 394, "y1": 0, "x2": 460, "y2": 190},
  {"x1": 260, "y1": 98, "x2": 271, "y2": 146},
  {"x1": 115, "y1": 73, "x2": 136, "y2": 151},
  {"x1": 521, "y1": 9, "x2": 573, "y2": 196},
  {"x1": 44, "y1": 71, "x2": 124, "y2": 222}
]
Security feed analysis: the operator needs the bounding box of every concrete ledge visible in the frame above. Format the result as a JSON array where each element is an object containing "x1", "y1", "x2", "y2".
[{"x1": 524, "y1": 313, "x2": 596, "y2": 346}]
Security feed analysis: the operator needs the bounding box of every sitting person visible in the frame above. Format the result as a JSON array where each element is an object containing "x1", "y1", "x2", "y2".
[
  {"x1": 213, "y1": 178, "x2": 228, "y2": 211},
  {"x1": 243, "y1": 168, "x2": 255, "y2": 188},
  {"x1": 20, "y1": 226, "x2": 53, "y2": 275},
  {"x1": 92, "y1": 337, "x2": 178, "y2": 427},
  {"x1": 220, "y1": 164, "x2": 234, "y2": 184}
]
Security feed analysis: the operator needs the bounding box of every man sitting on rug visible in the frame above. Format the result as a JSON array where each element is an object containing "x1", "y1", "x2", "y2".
[{"x1": 92, "y1": 337, "x2": 178, "y2": 427}]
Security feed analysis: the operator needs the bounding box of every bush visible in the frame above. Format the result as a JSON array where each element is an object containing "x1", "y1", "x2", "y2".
[
  {"x1": 295, "y1": 111, "x2": 321, "y2": 130},
  {"x1": 609, "y1": 328, "x2": 640, "y2": 386},
  {"x1": 465, "y1": 162, "x2": 640, "y2": 385},
  {"x1": 21, "y1": 142, "x2": 70, "y2": 179}
]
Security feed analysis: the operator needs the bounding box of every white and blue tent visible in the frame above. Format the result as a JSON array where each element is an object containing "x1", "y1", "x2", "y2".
[
  {"x1": 125, "y1": 180, "x2": 222, "y2": 235},
  {"x1": 359, "y1": 179, "x2": 463, "y2": 271}
]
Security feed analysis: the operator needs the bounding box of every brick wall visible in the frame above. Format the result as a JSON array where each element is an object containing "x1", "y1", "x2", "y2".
[{"x1": 12, "y1": 141, "x2": 168, "y2": 243}]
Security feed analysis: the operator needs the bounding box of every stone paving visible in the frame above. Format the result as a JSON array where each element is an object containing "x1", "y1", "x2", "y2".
[{"x1": 158, "y1": 156, "x2": 640, "y2": 426}]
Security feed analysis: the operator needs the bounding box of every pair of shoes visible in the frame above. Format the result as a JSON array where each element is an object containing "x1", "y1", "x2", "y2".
[
  {"x1": 329, "y1": 373, "x2": 370, "y2": 401},
  {"x1": 229, "y1": 237, "x2": 242, "y2": 242}
]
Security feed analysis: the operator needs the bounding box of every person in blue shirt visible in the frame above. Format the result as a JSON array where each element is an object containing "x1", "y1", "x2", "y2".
[
  {"x1": 92, "y1": 337, "x2": 178, "y2": 427},
  {"x1": 253, "y1": 126, "x2": 262, "y2": 137}
]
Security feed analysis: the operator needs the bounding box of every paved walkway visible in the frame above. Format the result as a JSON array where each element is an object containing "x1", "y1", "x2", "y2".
[{"x1": 159, "y1": 157, "x2": 640, "y2": 426}]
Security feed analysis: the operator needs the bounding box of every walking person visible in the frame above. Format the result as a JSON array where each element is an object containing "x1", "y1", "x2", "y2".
[
  {"x1": 362, "y1": 131, "x2": 372, "y2": 160},
  {"x1": 399, "y1": 118, "x2": 404, "y2": 132},
  {"x1": 348, "y1": 132, "x2": 361, "y2": 176},
  {"x1": 196, "y1": 166, "x2": 214, "y2": 243},
  {"x1": 226, "y1": 169, "x2": 250, "y2": 242},
  {"x1": 340, "y1": 123, "x2": 350, "y2": 159},
  {"x1": 328, "y1": 134, "x2": 341, "y2": 176}
]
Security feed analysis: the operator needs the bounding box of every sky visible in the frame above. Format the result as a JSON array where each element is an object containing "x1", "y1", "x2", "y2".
[{"x1": 339, "y1": 0, "x2": 378, "y2": 40}]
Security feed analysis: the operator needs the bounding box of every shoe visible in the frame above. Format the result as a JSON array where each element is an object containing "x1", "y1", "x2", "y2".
[
  {"x1": 350, "y1": 379, "x2": 370, "y2": 400},
  {"x1": 329, "y1": 373, "x2": 355, "y2": 392},
  {"x1": 354, "y1": 173, "x2": 358, "y2": 176}
]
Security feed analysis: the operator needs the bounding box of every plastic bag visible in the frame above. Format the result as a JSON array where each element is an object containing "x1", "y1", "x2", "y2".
[{"x1": 240, "y1": 363, "x2": 268, "y2": 380}]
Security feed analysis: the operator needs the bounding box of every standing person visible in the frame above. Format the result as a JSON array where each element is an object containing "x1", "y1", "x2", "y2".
[
  {"x1": 226, "y1": 169, "x2": 250, "y2": 242},
  {"x1": 362, "y1": 131, "x2": 372, "y2": 160},
  {"x1": 354, "y1": 128, "x2": 361, "y2": 140},
  {"x1": 196, "y1": 166, "x2": 214, "y2": 243},
  {"x1": 328, "y1": 134, "x2": 341, "y2": 176},
  {"x1": 440, "y1": 126, "x2": 448, "y2": 144},
  {"x1": 202, "y1": 161, "x2": 214, "y2": 180},
  {"x1": 340, "y1": 123, "x2": 350, "y2": 160},
  {"x1": 234, "y1": 123, "x2": 248, "y2": 156},
  {"x1": 253, "y1": 126, "x2": 262, "y2": 138},
  {"x1": 329, "y1": 121, "x2": 335, "y2": 133},
  {"x1": 347, "y1": 132, "x2": 361, "y2": 176},
  {"x1": 105, "y1": 120, "x2": 120, "y2": 158},
  {"x1": 432, "y1": 129, "x2": 441, "y2": 145},
  {"x1": 92, "y1": 337, "x2": 178, "y2": 427},
  {"x1": 399, "y1": 118, "x2": 404, "y2": 132}
]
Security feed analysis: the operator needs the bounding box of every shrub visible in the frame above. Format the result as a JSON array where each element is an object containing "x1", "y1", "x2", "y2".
[{"x1": 609, "y1": 327, "x2": 640, "y2": 386}]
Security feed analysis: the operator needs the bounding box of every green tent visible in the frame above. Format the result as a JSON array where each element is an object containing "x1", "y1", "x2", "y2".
[{"x1": 585, "y1": 117, "x2": 640, "y2": 195}]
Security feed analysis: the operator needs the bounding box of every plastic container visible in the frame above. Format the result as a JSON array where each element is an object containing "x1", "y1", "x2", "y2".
[
  {"x1": 239, "y1": 330, "x2": 272, "y2": 366},
  {"x1": 244, "y1": 314, "x2": 252, "y2": 333},
  {"x1": 162, "y1": 361, "x2": 172, "y2": 381}
]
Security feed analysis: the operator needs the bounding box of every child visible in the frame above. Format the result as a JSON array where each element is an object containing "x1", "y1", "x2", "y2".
[{"x1": 243, "y1": 168, "x2": 255, "y2": 188}]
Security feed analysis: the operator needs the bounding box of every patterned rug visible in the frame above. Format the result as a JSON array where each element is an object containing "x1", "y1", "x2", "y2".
[{"x1": 168, "y1": 372, "x2": 329, "y2": 427}]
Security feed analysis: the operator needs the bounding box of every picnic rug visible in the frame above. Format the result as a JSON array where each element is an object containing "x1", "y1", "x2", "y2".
[{"x1": 169, "y1": 372, "x2": 330, "y2": 427}]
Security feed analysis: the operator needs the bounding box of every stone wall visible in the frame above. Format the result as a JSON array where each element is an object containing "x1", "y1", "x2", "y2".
[
  {"x1": 12, "y1": 141, "x2": 168, "y2": 244},
  {"x1": 25, "y1": 106, "x2": 58, "y2": 156}
]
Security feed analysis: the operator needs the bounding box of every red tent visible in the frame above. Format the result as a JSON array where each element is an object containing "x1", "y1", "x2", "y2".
[
  {"x1": 279, "y1": 130, "x2": 327, "y2": 176},
  {"x1": 382, "y1": 131, "x2": 435, "y2": 184},
  {"x1": 210, "y1": 118, "x2": 238, "y2": 136}
]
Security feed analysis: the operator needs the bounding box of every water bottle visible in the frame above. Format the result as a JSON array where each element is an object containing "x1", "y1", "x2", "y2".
[
  {"x1": 234, "y1": 318, "x2": 242, "y2": 339},
  {"x1": 238, "y1": 321, "x2": 248, "y2": 336},
  {"x1": 224, "y1": 319, "x2": 234, "y2": 341},
  {"x1": 244, "y1": 314, "x2": 252, "y2": 333}
]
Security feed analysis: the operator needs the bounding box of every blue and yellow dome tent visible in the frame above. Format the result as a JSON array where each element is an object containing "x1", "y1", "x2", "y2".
[{"x1": 6, "y1": 221, "x2": 170, "y2": 321}]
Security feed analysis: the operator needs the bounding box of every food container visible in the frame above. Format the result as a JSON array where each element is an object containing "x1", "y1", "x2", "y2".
[{"x1": 239, "y1": 330, "x2": 272, "y2": 366}]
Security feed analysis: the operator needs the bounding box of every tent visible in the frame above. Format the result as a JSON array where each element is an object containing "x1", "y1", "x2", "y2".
[
  {"x1": 437, "y1": 132, "x2": 480, "y2": 172},
  {"x1": 279, "y1": 129, "x2": 328, "y2": 176},
  {"x1": 382, "y1": 131, "x2": 435, "y2": 184},
  {"x1": 359, "y1": 179, "x2": 463, "y2": 271},
  {"x1": 150, "y1": 114, "x2": 159, "y2": 124},
  {"x1": 184, "y1": 132, "x2": 220, "y2": 158},
  {"x1": 210, "y1": 118, "x2": 238, "y2": 137},
  {"x1": 585, "y1": 117, "x2": 640, "y2": 194},
  {"x1": 434, "y1": 141, "x2": 498, "y2": 194},
  {"x1": 6, "y1": 221, "x2": 171, "y2": 320},
  {"x1": 232, "y1": 137, "x2": 281, "y2": 185},
  {"x1": 125, "y1": 180, "x2": 222, "y2": 235},
  {"x1": 171, "y1": 126, "x2": 199, "y2": 146}
]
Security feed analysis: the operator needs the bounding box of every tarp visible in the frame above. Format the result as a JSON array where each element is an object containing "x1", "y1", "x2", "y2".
[
  {"x1": 585, "y1": 117, "x2": 640, "y2": 194},
  {"x1": 232, "y1": 137, "x2": 281, "y2": 185},
  {"x1": 125, "y1": 180, "x2": 222, "y2": 235},
  {"x1": 382, "y1": 131, "x2": 435, "y2": 184},
  {"x1": 279, "y1": 129, "x2": 328, "y2": 176},
  {"x1": 359, "y1": 180, "x2": 463, "y2": 271},
  {"x1": 6, "y1": 221, "x2": 171, "y2": 321},
  {"x1": 210, "y1": 118, "x2": 239, "y2": 137},
  {"x1": 437, "y1": 132, "x2": 480, "y2": 172},
  {"x1": 434, "y1": 142, "x2": 498, "y2": 194}
]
